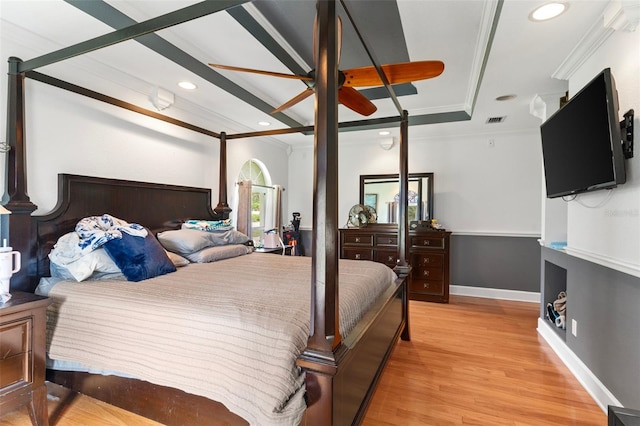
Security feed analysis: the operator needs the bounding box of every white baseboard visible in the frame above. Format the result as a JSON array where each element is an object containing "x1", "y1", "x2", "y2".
[
  {"x1": 450, "y1": 285, "x2": 540, "y2": 303},
  {"x1": 537, "y1": 318, "x2": 621, "y2": 413}
]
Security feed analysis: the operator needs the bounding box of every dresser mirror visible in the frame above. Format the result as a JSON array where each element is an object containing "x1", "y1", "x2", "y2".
[{"x1": 359, "y1": 173, "x2": 433, "y2": 224}]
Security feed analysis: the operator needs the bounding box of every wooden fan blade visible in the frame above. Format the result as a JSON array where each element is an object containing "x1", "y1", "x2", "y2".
[
  {"x1": 271, "y1": 88, "x2": 314, "y2": 114},
  {"x1": 338, "y1": 86, "x2": 377, "y2": 116},
  {"x1": 209, "y1": 63, "x2": 313, "y2": 81},
  {"x1": 342, "y1": 60, "x2": 445, "y2": 87}
]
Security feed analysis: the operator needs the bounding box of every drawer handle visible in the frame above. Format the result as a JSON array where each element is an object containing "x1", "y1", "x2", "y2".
[
  {"x1": 423, "y1": 270, "x2": 430, "y2": 277},
  {"x1": 423, "y1": 283, "x2": 430, "y2": 289},
  {"x1": 355, "y1": 254, "x2": 361, "y2": 260},
  {"x1": 387, "y1": 255, "x2": 394, "y2": 262},
  {"x1": 424, "y1": 240, "x2": 430, "y2": 246},
  {"x1": 423, "y1": 258, "x2": 430, "y2": 264},
  {"x1": 355, "y1": 237, "x2": 361, "y2": 243}
]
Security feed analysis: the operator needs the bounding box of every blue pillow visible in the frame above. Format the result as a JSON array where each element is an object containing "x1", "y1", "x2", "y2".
[{"x1": 103, "y1": 230, "x2": 176, "y2": 282}]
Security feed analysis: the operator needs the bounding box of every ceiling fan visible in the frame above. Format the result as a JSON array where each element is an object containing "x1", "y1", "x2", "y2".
[{"x1": 209, "y1": 17, "x2": 444, "y2": 117}]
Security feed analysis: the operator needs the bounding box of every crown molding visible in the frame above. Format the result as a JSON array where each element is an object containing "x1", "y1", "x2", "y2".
[{"x1": 553, "y1": 0, "x2": 639, "y2": 80}]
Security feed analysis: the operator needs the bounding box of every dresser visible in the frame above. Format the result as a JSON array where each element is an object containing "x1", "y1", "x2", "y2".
[
  {"x1": 339, "y1": 224, "x2": 451, "y2": 303},
  {"x1": 0, "y1": 291, "x2": 51, "y2": 425}
]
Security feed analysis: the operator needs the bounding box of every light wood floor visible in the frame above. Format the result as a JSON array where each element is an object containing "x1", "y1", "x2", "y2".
[{"x1": 2, "y1": 296, "x2": 606, "y2": 425}]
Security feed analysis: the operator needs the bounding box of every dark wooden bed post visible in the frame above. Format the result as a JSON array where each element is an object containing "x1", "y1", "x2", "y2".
[
  {"x1": 397, "y1": 111, "x2": 409, "y2": 268},
  {"x1": 396, "y1": 110, "x2": 411, "y2": 342},
  {"x1": 214, "y1": 131, "x2": 231, "y2": 219},
  {"x1": 297, "y1": 0, "x2": 342, "y2": 423},
  {"x1": 5, "y1": 57, "x2": 37, "y2": 292}
]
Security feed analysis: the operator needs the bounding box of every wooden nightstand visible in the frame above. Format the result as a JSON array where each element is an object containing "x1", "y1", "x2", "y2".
[{"x1": 0, "y1": 291, "x2": 51, "y2": 425}]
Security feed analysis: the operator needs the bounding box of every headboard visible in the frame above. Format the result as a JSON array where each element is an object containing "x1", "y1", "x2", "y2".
[{"x1": 30, "y1": 174, "x2": 221, "y2": 284}]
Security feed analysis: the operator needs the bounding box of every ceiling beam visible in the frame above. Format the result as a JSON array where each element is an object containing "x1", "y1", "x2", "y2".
[
  {"x1": 18, "y1": 0, "x2": 248, "y2": 73},
  {"x1": 58, "y1": 0, "x2": 305, "y2": 129},
  {"x1": 339, "y1": 0, "x2": 404, "y2": 116},
  {"x1": 226, "y1": 6, "x2": 309, "y2": 77}
]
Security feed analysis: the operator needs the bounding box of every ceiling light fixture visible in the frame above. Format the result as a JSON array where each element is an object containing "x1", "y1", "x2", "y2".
[
  {"x1": 379, "y1": 131, "x2": 391, "y2": 136},
  {"x1": 178, "y1": 81, "x2": 197, "y2": 90},
  {"x1": 258, "y1": 121, "x2": 271, "y2": 126},
  {"x1": 529, "y1": 2, "x2": 568, "y2": 21}
]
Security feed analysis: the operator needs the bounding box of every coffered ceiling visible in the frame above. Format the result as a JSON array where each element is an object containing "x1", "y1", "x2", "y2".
[{"x1": 0, "y1": 0, "x2": 615, "y2": 146}]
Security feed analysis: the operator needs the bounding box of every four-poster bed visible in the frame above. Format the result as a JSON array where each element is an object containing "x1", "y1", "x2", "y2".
[{"x1": 4, "y1": 1, "x2": 414, "y2": 425}]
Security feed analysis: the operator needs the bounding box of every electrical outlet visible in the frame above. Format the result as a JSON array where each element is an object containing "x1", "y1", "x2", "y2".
[{"x1": 572, "y1": 319, "x2": 577, "y2": 337}]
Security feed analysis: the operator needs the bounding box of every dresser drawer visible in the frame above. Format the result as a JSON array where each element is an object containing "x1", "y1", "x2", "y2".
[
  {"x1": 410, "y1": 279, "x2": 444, "y2": 296},
  {"x1": 374, "y1": 249, "x2": 398, "y2": 267},
  {"x1": 375, "y1": 234, "x2": 397, "y2": 246},
  {"x1": 410, "y1": 235, "x2": 445, "y2": 249},
  {"x1": 0, "y1": 319, "x2": 29, "y2": 358},
  {"x1": 413, "y1": 253, "x2": 444, "y2": 267},
  {"x1": 342, "y1": 233, "x2": 374, "y2": 246},
  {"x1": 342, "y1": 247, "x2": 373, "y2": 261},
  {"x1": 413, "y1": 266, "x2": 444, "y2": 281}
]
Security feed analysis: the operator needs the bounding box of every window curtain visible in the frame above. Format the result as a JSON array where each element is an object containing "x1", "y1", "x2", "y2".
[
  {"x1": 273, "y1": 185, "x2": 283, "y2": 236},
  {"x1": 237, "y1": 180, "x2": 252, "y2": 237}
]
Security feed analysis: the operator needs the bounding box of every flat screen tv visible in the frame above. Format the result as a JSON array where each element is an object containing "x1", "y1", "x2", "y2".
[{"x1": 540, "y1": 68, "x2": 626, "y2": 199}]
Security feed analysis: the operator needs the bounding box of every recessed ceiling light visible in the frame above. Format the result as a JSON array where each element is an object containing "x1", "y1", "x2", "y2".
[
  {"x1": 178, "y1": 81, "x2": 197, "y2": 90},
  {"x1": 258, "y1": 121, "x2": 271, "y2": 126},
  {"x1": 379, "y1": 131, "x2": 391, "y2": 136},
  {"x1": 496, "y1": 94, "x2": 517, "y2": 101},
  {"x1": 529, "y1": 2, "x2": 568, "y2": 21}
]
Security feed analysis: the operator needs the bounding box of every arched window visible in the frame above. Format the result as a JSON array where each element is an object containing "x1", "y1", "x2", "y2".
[
  {"x1": 237, "y1": 160, "x2": 273, "y2": 239},
  {"x1": 238, "y1": 159, "x2": 266, "y2": 186}
]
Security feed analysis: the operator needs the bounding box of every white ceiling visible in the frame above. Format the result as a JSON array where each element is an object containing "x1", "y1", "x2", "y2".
[{"x1": 0, "y1": 0, "x2": 612, "y2": 146}]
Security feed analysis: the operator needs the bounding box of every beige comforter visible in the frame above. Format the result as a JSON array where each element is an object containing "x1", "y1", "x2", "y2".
[{"x1": 44, "y1": 254, "x2": 397, "y2": 426}]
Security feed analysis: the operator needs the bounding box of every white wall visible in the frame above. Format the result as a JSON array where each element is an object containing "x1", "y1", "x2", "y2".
[
  {"x1": 288, "y1": 130, "x2": 543, "y2": 236},
  {"x1": 17, "y1": 82, "x2": 220, "y2": 215},
  {"x1": 0, "y1": 23, "x2": 290, "y2": 224},
  {"x1": 1, "y1": 81, "x2": 289, "y2": 221},
  {"x1": 559, "y1": 22, "x2": 639, "y2": 277}
]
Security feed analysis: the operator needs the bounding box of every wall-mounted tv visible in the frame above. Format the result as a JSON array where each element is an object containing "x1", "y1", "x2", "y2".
[{"x1": 540, "y1": 68, "x2": 626, "y2": 199}]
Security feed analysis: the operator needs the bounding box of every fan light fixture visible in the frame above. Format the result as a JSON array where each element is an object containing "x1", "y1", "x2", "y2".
[{"x1": 529, "y1": 2, "x2": 568, "y2": 21}]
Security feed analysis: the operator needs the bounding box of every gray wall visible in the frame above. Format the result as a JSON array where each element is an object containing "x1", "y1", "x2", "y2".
[
  {"x1": 303, "y1": 231, "x2": 541, "y2": 294},
  {"x1": 451, "y1": 235, "x2": 540, "y2": 292},
  {"x1": 541, "y1": 247, "x2": 640, "y2": 408}
]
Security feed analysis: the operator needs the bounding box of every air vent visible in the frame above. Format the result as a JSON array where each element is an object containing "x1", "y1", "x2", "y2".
[{"x1": 486, "y1": 116, "x2": 506, "y2": 124}]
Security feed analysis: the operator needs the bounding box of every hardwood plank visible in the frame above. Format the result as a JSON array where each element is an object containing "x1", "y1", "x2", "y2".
[
  {"x1": 1, "y1": 296, "x2": 606, "y2": 425},
  {"x1": 362, "y1": 296, "x2": 606, "y2": 425},
  {"x1": 1, "y1": 382, "x2": 162, "y2": 426}
]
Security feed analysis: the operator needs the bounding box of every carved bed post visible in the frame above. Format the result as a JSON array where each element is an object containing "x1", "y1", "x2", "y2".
[
  {"x1": 297, "y1": 0, "x2": 341, "y2": 423},
  {"x1": 4, "y1": 57, "x2": 37, "y2": 292},
  {"x1": 214, "y1": 131, "x2": 231, "y2": 219}
]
